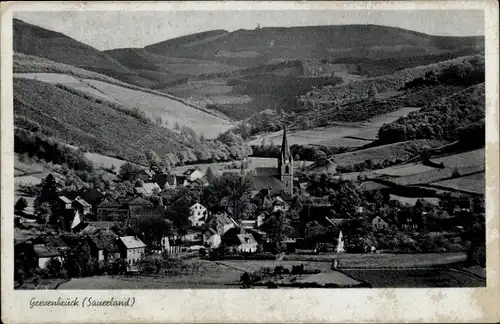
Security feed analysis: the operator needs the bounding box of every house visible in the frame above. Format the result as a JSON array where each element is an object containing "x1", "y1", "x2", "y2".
[
  {"x1": 203, "y1": 228, "x2": 221, "y2": 248},
  {"x1": 189, "y1": 203, "x2": 207, "y2": 227},
  {"x1": 73, "y1": 196, "x2": 91, "y2": 215},
  {"x1": 96, "y1": 199, "x2": 129, "y2": 221},
  {"x1": 87, "y1": 233, "x2": 120, "y2": 263},
  {"x1": 183, "y1": 168, "x2": 204, "y2": 182},
  {"x1": 240, "y1": 215, "x2": 264, "y2": 230},
  {"x1": 33, "y1": 244, "x2": 63, "y2": 269},
  {"x1": 153, "y1": 174, "x2": 177, "y2": 190},
  {"x1": 134, "y1": 182, "x2": 161, "y2": 196},
  {"x1": 371, "y1": 216, "x2": 389, "y2": 230},
  {"x1": 180, "y1": 228, "x2": 204, "y2": 245},
  {"x1": 222, "y1": 228, "x2": 258, "y2": 253},
  {"x1": 137, "y1": 169, "x2": 154, "y2": 182},
  {"x1": 57, "y1": 196, "x2": 73, "y2": 210},
  {"x1": 206, "y1": 208, "x2": 239, "y2": 235},
  {"x1": 59, "y1": 188, "x2": 105, "y2": 214},
  {"x1": 297, "y1": 227, "x2": 345, "y2": 253},
  {"x1": 175, "y1": 175, "x2": 189, "y2": 187},
  {"x1": 118, "y1": 236, "x2": 147, "y2": 269}
]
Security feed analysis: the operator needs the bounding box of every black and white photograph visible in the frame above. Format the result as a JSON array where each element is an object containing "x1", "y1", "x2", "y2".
[{"x1": 7, "y1": 5, "x2": 491, "y2": 293}]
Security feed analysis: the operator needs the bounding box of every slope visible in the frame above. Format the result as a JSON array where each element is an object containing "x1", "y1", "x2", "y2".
[
  {"x1": 145, "y1": 25, "x2": 484, "y2": 64},
  {"x1": 14, "y1": 78, "x2": 189, "y2": 164},
  {"x1": 13, "y1": 19, "x2": 132, "y2": 78}
]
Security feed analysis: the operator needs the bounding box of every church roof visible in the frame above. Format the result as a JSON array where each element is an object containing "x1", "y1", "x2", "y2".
[{"x1": 249, "y1": 175, "x2": 285, "y2": 192}]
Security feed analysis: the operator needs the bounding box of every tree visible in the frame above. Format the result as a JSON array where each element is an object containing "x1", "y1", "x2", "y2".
[
  {"x1": 368, "y1": 85, "x2": 378, "y2": 98},
  {"x1": 15, "y1": 197, "x2": 28, "y2": 213},
  {"x1": 36, "y1": 202, "x2": 53, "y2": 225},
  {"x1": 330, "y1": 181, "x2": 361, "y2": 215},
  {"x1": 119, "y1": 162, "x2": 143, "y2": 182},
  {"x1": 261, "y1": 210, "x2": 294, "y2": 254},
  {"x1": 131, "y1": 216, "x2": 174, "y2": 249},
  {"x1": 205, "y1": 167, "x2": 216, "y2": 183},
  {"x1": 34, "y1": 174, "x2": 58, "y2": 211},
  {"x1": 145, "y1": 150, "x2": 165, "y2": 174},
  {"x1": 312, "y1": 150, "x2": 328, "y2": 166}
]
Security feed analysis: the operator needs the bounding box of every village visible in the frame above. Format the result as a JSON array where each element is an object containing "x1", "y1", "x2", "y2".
[{"x1": 14, "y1": 126, "x2": 485, "y2": 289}]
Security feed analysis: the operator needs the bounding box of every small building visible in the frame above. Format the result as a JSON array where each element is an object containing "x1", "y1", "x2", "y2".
[
  {"x1": 96, "y1": 199, "x2": 129, "y2": 221},
  {"x1": 206, "y1": 209, "x2": 239, "y2": 235},
  {"x1": 33, "y1": 244, "x2": 63, "y2": 269},
  {"x1": 118, "y1": 236, "x2": 146, "y2": 269},
  {"x1": 58, "y1": 196, "x2": 73, "y2": 210},
  {"x1": 203, "y1": 228, "x2": 221, "y2": 248},
  {"x1": 73, "y1": 196, "x2": 92, "y2": 215},
  {"x1": 134, "y1": 182, "x2": 161, "y2": 196},
  {"x1": 189, "y1": 203, "x2": 207, "y2": 227},
  {"x1": 153, "y1": 174, "x2": 177, "y2": 190},
  {"x1": 183, "y1": 168, "x2": 204, "y2": 182},
  {"x1": 222, "y1": 228, "x2": 258, "y2": 253},
  {"x1": 372, "y1": 216, "x2": 389, "y2": 230},
  {"x1": 137, "y1": 169, "x2": 154, "y2": 182},
  {"x1": 87, "y1": 233, "x2": 120, "y2": 263}
]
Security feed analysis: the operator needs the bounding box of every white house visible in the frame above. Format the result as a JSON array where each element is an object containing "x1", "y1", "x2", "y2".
[
  {"x1": 134, "y1": 182, "x2": 161, "y2": 196},
  {"x1": 203, "y1": 228, "x2": 222, "y2": 248},
  {"x1": 183, "y1": 168, "x2": 204, "y2": 182},
  {"x1": 189, "y1": 203, "x2": 207, "y2": 227},
  {"x1": 58, "y1": 196, "x2": 73, "y2": 210},
  {"x1": 118, "y1": 236, "x2": 146, "y2": 269}
]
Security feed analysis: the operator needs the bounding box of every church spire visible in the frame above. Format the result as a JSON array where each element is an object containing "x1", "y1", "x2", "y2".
[{"x1": 280, "y1": 123, "x2": 291, "y2": 163}]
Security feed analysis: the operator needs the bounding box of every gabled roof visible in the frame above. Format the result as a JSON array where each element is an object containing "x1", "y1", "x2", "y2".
[
  {"x1": 59, "y1": 196, "x2": 72, "y2": 204},
  {"x1": 139, "y1": 169, "x2": 154, "y2": 177},
  {"x1": 74, "y1": 197, "x2": 91, "y2": 207},
  {"x1": 128, "y1": 197, "x2": 153, "y2": 206},
  {"x1": 143, "y1": 182, "x2": 160, "y2": 191},
  {"x1": 176, "y1": 175, "x2": 187, "y2": 183},
  {"x1": 153, "y1": 174, "x2": 176, "y2": 187},
  {"x1": 33, "y1": 244, "x2": 61, "y2": 257},
  {"x1": 237, "y1": 233, "x2": 258, "y2": 245},
  {"x1": 372, "y1": 215, "x2": 389, "y2": 223},
  {"x1": 253, "y1": 167, "x2": 279, "y2": 177},
  {"x1": 97, "y1": 199, "x2": 124, "y2": 208},
  {"x1": 183, "y1": 168, "x2": 200, "y2": 176},
  {"x1": 249, "y1": 175, "x2": 285, "y2": 192},
  {"x1": 134, "y1": 187, "x2": 148, "y2": 195},
  {"x1": 119, "y1": 236, "x2": 146, "y2": 249},
  {"x1": 88, "y1": 233, "x2": 119, "y2": 252}
]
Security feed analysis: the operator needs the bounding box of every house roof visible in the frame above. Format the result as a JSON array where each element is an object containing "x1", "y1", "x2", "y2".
[
  {"x1": 59, "y1": 196, "x2": 72, "y2": 204},
  {"x1": 153, "y1": 174, "x2": 176, "y2": 187},
  {"x1": 86, "y1": 221, "x2": 116, "y2": 229},
  {"x1": 33, "y1": 244, "x2": 61, "y2": 257},
  {"x1": 253, "y1": 167, "x2": 279, "y2": 177},
  {"x1": 183, "y1": 168, "x2": 200, "y2": 176},
  {"x1": 372, "y1": 215, "x2": 389, "y2": 223},
  {"x1": 134, "y1": 187, "x2": 149, "y2": 195},
  {"x1": 140, "y1": 169, "x2": 154, "y2": 177},
  {"x1": 249, "y1": 175, "x2": 285, "y2": 192},
  {"x1": 176, "y1": 175, "x2": 187, "y2": 183},
  {"x1": 88, "y1": 233, "x2": 119, "y2": 252},
  {"x1": 143, "y1": 182, "x2": 160, "y2": 192},
  {"x1": 74, "y1": 197, "x2": 91, "y2": 207},
  {"x1": 119, "y1": 236, "x2": 146, "y2": 249},
  {"x1": 97, "y1": 199, "x2": 124, "y2": 208},
  {"x1": 237, "y1": 233, "x2": 258, "y2": 245},
  {"x1": 128, "y1": 197, "x2": 153, "y2": 206}
]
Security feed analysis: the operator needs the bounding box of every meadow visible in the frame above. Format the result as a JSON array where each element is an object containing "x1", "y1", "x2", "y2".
[{"x1": 430, "y1": 172, "x2": 485, "y2": 195}]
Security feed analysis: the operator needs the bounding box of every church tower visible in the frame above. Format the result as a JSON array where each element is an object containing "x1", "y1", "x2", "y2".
[{"x1": 278, "y1": 124, "x2": 294, "y2": 195}]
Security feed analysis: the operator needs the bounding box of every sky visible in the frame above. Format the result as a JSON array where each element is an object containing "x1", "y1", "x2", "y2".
[{"x1": 14, "y1": 10, "x2": 485, "y2": 51}]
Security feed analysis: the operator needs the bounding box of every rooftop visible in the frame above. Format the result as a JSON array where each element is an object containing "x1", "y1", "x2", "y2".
[{"x1": 119, "y1": 236, "x2": 147, "y2": 249}]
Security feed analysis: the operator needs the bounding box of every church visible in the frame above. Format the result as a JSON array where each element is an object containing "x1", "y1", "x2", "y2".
[{"x1": 249, "y1": 125, "x2": 294, "y2": 197}]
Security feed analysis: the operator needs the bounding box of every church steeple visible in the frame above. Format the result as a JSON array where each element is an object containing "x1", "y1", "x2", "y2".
[{"x1": 278, "y1": 123, "x2": 293, "y2": 195}]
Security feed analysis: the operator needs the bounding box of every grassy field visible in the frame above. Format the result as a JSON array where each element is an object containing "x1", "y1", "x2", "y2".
[
  {"x1": 430, "y1": 172, "x2": 485, "y2": 195},
  {"x1": 342, "y1": 269, "x2": 485, "y2": 288},
  {"x1": 388, "y1": 194, "x2": 441, "y2": 206},
  {"x1": 173, "y1": 157, "x2": 314, "y2": 175},
  {"x1": 59, "y1": 260, "x2": 240, "y2": 289},
  {"x1": 84, "y1": 79, "x2": 234, "y2": 138},
  {"x1": 250, "y1": 107, "x2": 421, "y2": 148}
]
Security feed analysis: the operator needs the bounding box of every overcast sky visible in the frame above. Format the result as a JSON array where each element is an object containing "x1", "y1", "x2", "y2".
[{"x1": 14, "y1": 10, "x2": 485, "y2": 51}]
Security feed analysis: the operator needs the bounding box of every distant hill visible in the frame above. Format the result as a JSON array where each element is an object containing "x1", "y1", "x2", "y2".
[
  {"x1": 13, "y1": 19, "x2": 132, "y2": 78},
  {"x1": 144, "y1": 24, "x2": 484, "y2": 65}
]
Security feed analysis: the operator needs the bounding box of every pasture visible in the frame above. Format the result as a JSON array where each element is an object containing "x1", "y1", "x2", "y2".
[
  {"x1": 431, "y1": 172, "x2": 485, "y2": 195},
  {"x1": 249, "y1": 107, "x2": 421, "y2": 147},
  {"x1": 342, "y1": 269, "x2": 485, "y2": 288},
  {"x1": 84, "y1": 79, "x2": 234, "y2": 138}
]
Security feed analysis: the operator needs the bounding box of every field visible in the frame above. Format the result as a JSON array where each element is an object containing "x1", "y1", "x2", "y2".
[
  {"x1": 173, "y1": 157, "x2": 314, "y2": 175},
  {"x1": 249, "y1": 107, "x2": 421, "y2": 148},
  {"x1": 389, "y1": 194, "x2": 441, "y2": 206},
  {"x1": 54, "y1": 253, "x2": 477, "y2": 289},
  {"x1": 430, "y1": 172, "x2": 485, "y2": 195},
  {"x1": 343, "y1": 269, "x2": 485, "y2": 287},
  {"x1": 84, "y1": 152, "x2": 131, "y2": 170},
  {"x1": 309, "y1": 139, "x2": 446, "y2": 173},
  {"x1": 14, "y1": 73, "x2": 234, "y2": 139}
]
